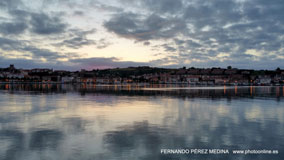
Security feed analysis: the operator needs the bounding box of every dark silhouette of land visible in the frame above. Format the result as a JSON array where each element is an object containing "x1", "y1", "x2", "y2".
[{"x1": 0, "y1": 64, "x2": 284, "y2": 85}]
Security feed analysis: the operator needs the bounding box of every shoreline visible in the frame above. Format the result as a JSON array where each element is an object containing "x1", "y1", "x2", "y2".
[{"x1": 0, "y1": 81, "x2": 283, "y2": 86}]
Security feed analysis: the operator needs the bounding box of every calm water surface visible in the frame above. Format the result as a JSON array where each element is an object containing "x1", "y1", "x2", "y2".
[{"x1": 0, "y1": 84, "x2": 283, "y2": 160}]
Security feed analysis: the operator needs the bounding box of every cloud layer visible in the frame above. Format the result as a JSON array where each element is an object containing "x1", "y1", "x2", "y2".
[{"x1": 0, "y1": 0, "x2": 284, "y2": 70}]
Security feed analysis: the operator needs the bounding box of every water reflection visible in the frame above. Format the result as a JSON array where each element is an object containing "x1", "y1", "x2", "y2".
[
  {"x1": 0, "y1": 129, "x2": 24, "y2": 160},
  {"x1": 1, "y1": 84, "x2": 284, "y2": 100},
  {"x1": 30, "y1": 129, "x2": 63, "y2": 150},
  {"x1": 0, "y1": 85, "x2": 283, "y2": 160}
]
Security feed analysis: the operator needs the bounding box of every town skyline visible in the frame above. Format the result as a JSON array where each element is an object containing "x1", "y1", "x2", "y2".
[
  {"x1": 1, "y1": 64, "x2": 284, "y2": 86},
  {"x1": 1, "y1": 0, "x2": 284, "y2": 70}
]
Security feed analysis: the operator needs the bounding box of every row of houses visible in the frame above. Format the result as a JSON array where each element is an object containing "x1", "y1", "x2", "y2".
[
  {"x1": 143, "y1": 74, "x2": 282, "y2": 85},
  {"x1": 1, "y1": 65, "x2": 284, "y2": 85}
]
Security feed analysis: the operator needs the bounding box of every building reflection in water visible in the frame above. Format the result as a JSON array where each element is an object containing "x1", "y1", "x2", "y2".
[{"x1": 0, "y1": 84, "x2": 283, "y2": 160}]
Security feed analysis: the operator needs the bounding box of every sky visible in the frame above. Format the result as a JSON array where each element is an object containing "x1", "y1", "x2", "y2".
[{"x1": 0, "y1": 0, "x2": 284, "y2": 70}]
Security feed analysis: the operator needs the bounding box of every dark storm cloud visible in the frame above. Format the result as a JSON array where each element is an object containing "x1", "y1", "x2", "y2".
[
  {"x1": 30, "y1": 12, "x2": 67, "y2": 35},
  {"x1": 104, "y1": 12, "x2": 139, "y2": 38},
  {"x1": 181, "y1": 0, "x2": 284, "y2": 51},
  {"x1": 174, "y1": 39, "x2": 185, "y2": 45},
  {"x1": 142, "y1": 0, "x2": 183, "y2": 14},
  {"x1": 103, "y1": 0, "x2": 284, "y2": 68},
  {"x1": 0, "y1": 22, "x2": 28, "y2": 35},
  {"x1": 0, "y1": 36, "x2": 79, "y2": 62},
  {"x1": 8, "y1": 9, "x2": 31, "y2": 20},
  {"x1": 89, "y1": 1, "x2": 124, "y2": 12},
  {"x1": 243, "y1": 0, "x2": 284, "y2": 22},
  {"x1": 0, "y1": 0, "x2": 23, "y2": 10},
  {"x1": 0, "y1": 1, "x2": 29, "y2": 35},
  {"x1": 1, "y1": 0, "x2": 284, "y2": 69},
  {"x1": 104, "y1": 13, "x2": 186, "y2": 41},
  {"x1": 183, "y1": 0, "x2": 242, "y2": 28},
  {"x1": 0, "y1": 6, "x2": 67, "y2": 35},
  {"x1": 59, "y1": 36, "x2": 95, "y2": 49},
  {"x1": 22, "y1": 46, "x2": 71, "y2": 60},
  {"x1": 54, "y1": 29, "x2": 111, "y2": 49},
  {"x1": 185, "y1": 40, "x2": 201, "y2": 48},
  {"x1": 0, "y1": 37, "x2": 23, "y2": 51},
  {"x1": 55, "y1": 29, "x2": 96, "y2": 49},
  {"x1": 161, "y1": 44, "x2": 177, "y2": 52}
]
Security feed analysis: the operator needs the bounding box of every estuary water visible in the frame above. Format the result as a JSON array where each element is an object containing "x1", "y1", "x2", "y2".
[{"x1": 0, "y1": 84, "x2": 283, "y2": 160}]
